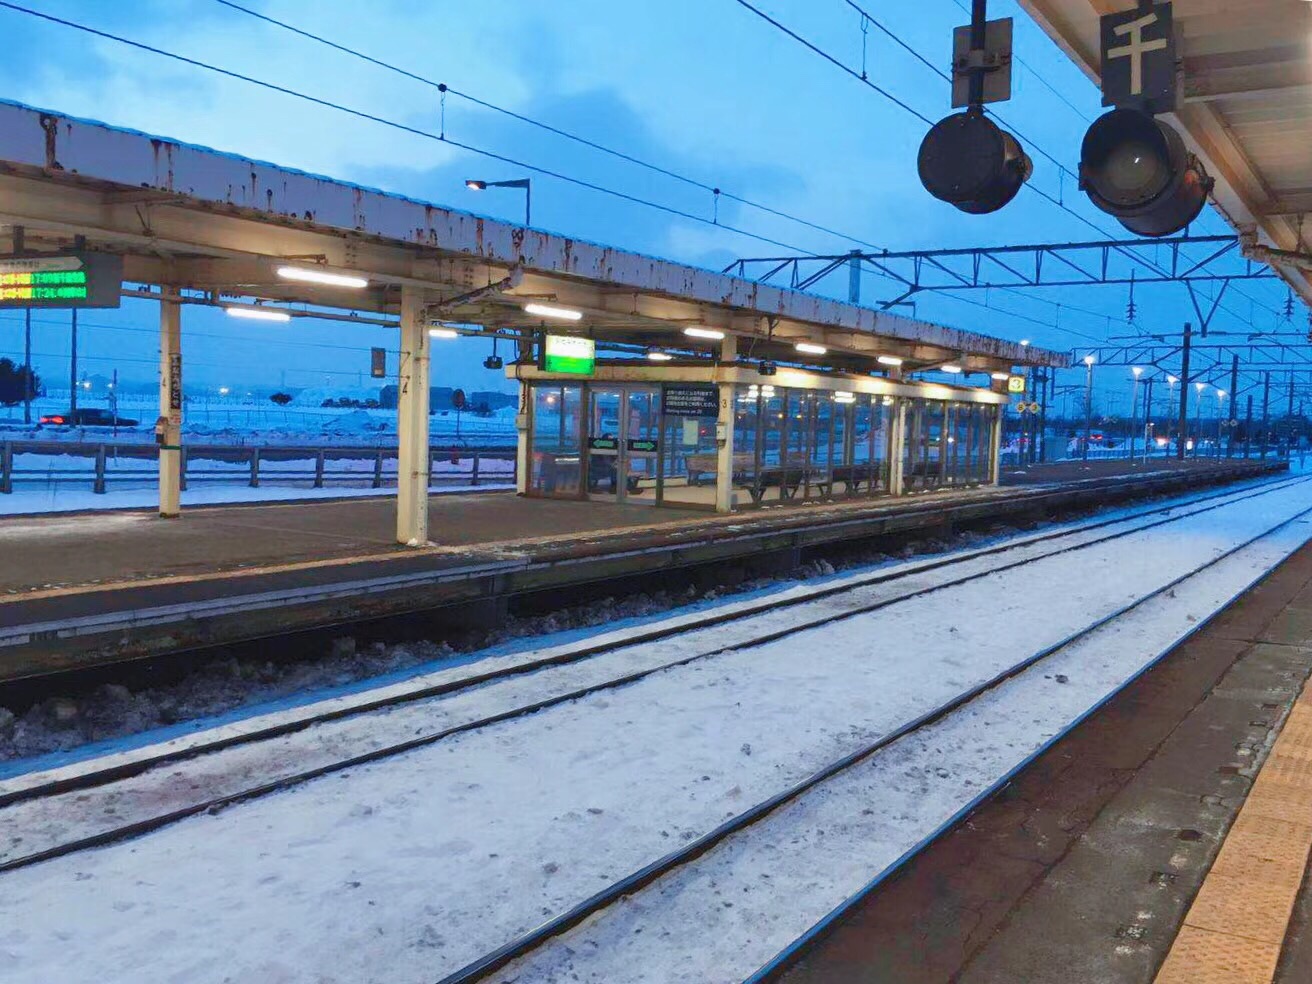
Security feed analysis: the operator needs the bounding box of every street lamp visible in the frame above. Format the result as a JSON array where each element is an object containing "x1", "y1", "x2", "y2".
[
  {"x1": 466, "y1": 177, "x2": 531, "y2": 226},
  {"x1": 1083, "y1": 354, "x2": 1096, "y2": 462},
  {"x1": 1193, "y1": 381, "x2": 1207, "y2": 457},
  {"x1": 1129, "y1": 367, "x2": 1143, "y2": 463},
  {"x1": 1216, "y1": 389, "x2": 1228, "y2": 459},
  {"x1": 1165, "y1": 375, "x2": 1178, "y2": 457}
]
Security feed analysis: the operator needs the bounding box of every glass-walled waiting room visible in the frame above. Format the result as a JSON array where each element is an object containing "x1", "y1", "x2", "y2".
[{"x1": 522, "y1": 375, "x2": 1001, "y2": 510}]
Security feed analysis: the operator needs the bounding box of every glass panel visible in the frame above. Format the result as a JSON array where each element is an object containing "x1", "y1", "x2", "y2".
[
  {"x1": 528, "y1": 384, "x2": 583, "y2": 498},
  {"x1": 659, "y1": 393, "x2": 718, "y2": 509},
  {"x1": 586, "y1": 387, "x2": 623, "y2": 498},
  {"x1": 625, "y1": 388, "x2": 661, "y2": 503},
  {"x1": 829, "y1": 396, "x2": 850, "y2": 496},
  {"x1": 873, "y1": 395, "x2": 894, "y2": 493},
  {"x1": 846, "y1": 396, "x2": 871, "y2": 497},
  {"x1": 732, "y1": 383, "x2": 763, "y2": 505},
  {"x1": 754, "y1": 389, "x2": 787, "y2": 504}
]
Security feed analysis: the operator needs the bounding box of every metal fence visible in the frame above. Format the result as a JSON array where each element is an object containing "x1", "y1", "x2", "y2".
[{"x1": 0, "y1": 441, "x2": 517, "y2": 495}]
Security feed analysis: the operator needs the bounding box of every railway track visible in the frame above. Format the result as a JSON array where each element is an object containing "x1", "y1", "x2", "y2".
[
  {"x1": 1, "y1": 474, "x2": 1307, "y2": 881},
  {"x1": 445, "y1": 481, "x2": 1312, "y2": 984}
]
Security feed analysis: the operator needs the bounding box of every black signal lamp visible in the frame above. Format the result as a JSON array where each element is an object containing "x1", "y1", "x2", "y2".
[
  {"x1": 758, "y1": 360, "x2": 778, "y2": 377},
  {"x1": 1079, "y1": 109, "x2": 1214, "y2": 238},
  {"x1": 918, "y1": 111, "x2": 1033, "y2": 215},
  {"x1": 484, "y1": 355, "x2": 504, "y2": 370}
]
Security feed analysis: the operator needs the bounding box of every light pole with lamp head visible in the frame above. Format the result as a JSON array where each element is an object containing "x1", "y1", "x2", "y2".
[
  {"x1": 465, "y1": 178, "x2": 532, "y2": 226},
  {"x1": 1129, "y1": 366, "x2": 1143, "y2": 463},
  {"x1": 1216, "y1": 388, "x2": 1228, "y2": 458},
  {"x1": 1193, "y1": 381, "x2": 1207, "y2": 457},
  {"x1": 1082, "y1": 354, "x2": 1096, "y2": 461},
  {"x1": 1165, "y1": 375, "x2": 1178, "y2": 457}
]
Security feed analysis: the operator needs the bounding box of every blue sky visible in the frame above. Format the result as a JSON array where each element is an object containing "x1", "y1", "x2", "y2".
[{"x1": 0, "y1": 0, "x2": 1299, "y2": 411}]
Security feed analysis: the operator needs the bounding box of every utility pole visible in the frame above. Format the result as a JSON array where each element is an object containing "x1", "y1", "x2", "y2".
[
  {"x1": 22, "y1": 307, "x2": 32, "y2": 425},
  {"x1": 847, "y1": 250, "x2": 861, "y2": 304},
  {"x1": 1083, "y1": 357, "x2": 1095, "y2": 462},
  {"x1": 1227, "y1": 355, "x2": 1239, "y2": 457},
  {"x1": 1143, "y1": 375, "x2": 1154, "y2": 461},
  {"x1": 1175, "y1": 323, "x2": 1192, "y2": 461},
  {"x1": 1244, "y1": 394, "x2": 1253, "y2": 459},
  {"x1": 69, "y1": 309, "x2": 79, "y2": 413},
  {"x1": 1261, "y1": 371, "x2": 1271, "y2": 459}
]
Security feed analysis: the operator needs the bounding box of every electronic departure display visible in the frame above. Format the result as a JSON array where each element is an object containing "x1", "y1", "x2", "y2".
[{"x1": 0, "y1": 252, "x2": 124, "y2": 308}]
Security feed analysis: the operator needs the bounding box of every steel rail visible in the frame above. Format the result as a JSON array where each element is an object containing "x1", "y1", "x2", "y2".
[
  {"x1": 436, "y1": 491, "x2": 1312, "y2": 984},
  {"x1": 0, "y1": 476, "x2": 1304, "y2": 879},
  {"x1": 1, "y1": 472, "x2": 1295, "y2": 813}
]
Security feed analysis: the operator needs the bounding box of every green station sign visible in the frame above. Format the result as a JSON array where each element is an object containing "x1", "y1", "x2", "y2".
[
  {"x1": 0, "y1": 252, "x2": 124, "y2": 309},
  {"x1": 543, "y1": 334, "x2": 596, "y2": 375}
]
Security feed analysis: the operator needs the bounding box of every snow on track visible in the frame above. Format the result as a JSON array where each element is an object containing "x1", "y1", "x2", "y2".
[
  {"x1": 497, "y1": 517, "x2": 1312, "y2": 983},
  {"x1": 3, "y1": 478, "x2": 1298, "y2": 865},
  {"x1": 1, "y1": 479, "x2": 1310, "y2": 983}
]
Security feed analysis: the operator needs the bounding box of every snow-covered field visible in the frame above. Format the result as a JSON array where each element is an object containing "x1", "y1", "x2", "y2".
[{"x1": 1, "y1": 476, "x2": 1309, "y2": 983}]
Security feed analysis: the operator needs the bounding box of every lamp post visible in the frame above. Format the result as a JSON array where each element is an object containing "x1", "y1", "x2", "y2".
[
  {"x1": 1082, "y1": 354, "x2": 1095, "y2": 462},
  {"x1": 1193, "y1": 381, "x2": 1206, "y2": 457},
  {"x1": 1129, "y1": 366, "x2": 1143, "y2": 463},
  {"x1": 465, "y1": 177, "x2": 532, "y2": 226},
  {"x1": 1216, "y1": 388, "x2": 1228, "y2": 458},
  {"x1": 1165, "y1": 375, "x2": 1178, "y2": 457}
]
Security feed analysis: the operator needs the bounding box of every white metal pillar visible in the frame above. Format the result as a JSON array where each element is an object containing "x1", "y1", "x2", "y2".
[
  {"x1": 157, "y1": 298, "x2": 183, "y2": 518},
  {"x1": 396, "y1": 286, "x2": 431, "y2": 545},
  {"x1": 889, "y1": 399, "x2": 908, "y2": 496},
  {"x1": 989, "y1": 405, "x2": 1004, "y2": 486},
  {"x1": 515, "y1": 378, "x2": 531, "y2": 495},
  {"x1": 715, "y1": 334, "x2": 738, "y2": 514}
]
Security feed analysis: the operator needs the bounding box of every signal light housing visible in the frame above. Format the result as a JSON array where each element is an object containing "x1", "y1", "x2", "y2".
[
  {"x1": 918, "y1": 111, "x2": 1033, "y2": 215},
  {"x1": 1079, "y1": 109, "x2": 1214, "y2": 238}
]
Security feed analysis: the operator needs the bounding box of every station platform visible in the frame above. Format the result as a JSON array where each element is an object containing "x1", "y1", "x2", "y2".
[
  {"x1": 0, "y1": 457, "x2": 1285, "y2": 684},
  {"x1": 773, "y1": 481, "x2": 1312, "y2": 984}
]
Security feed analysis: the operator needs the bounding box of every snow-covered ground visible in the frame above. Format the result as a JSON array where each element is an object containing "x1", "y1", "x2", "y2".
[
  {"x1": 0, "y1": 393, "x2": 518, "y2": 447},
  {"x1": 1, "y1": 476, "x2": 1308, "y2": 983},
  {"x1": 0, "y1": 471, "x2": 513, "y2": 515}
]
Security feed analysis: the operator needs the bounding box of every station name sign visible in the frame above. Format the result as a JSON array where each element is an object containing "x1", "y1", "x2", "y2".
[
  {"x1": 0, "y1": 251, "x2": 124, "y2": 309},
  {"x1": 542, "y1": 334, "x2": 595, "y2": 375}
]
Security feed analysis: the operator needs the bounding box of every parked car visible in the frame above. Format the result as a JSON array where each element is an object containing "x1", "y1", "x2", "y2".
[{"x1": 38, "y1": 408, "x2": 140, "y2": 427}]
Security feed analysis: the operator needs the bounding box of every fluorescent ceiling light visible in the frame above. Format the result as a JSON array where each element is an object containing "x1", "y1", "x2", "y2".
[
  {"x1": 877, "y1": 355, "x2": 903, "y2": 366},
  {"x1": 940, "y1": 364, "x2": 962, "y2": 374},
  {"x1": 991, "y1": 372, "x2": 1010, "y2": 381},
  {"x1": 523, "y1": 302, "x2": 583, "y2": 321},
  {"x1": 795, "y1": 342, "x2": 827, "y2": 355},
  {"x1": 225, "y1": 306, "x2": 291, "y2": 323},
  {"x1": 276, "y1": 266, "x2": 368, "y2": 289},
  {"x1": 684, "y1": 326, "x2": 725, "y2": 340},
  {"x1": 428, "y1": 327, "x2": 459, "y2": 339},
  {"x1": 646, "y1": 351, "x2": 673, "y2": 361}
]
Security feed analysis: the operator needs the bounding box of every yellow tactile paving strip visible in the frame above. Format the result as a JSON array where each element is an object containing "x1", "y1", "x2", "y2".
[{"x1": 1155, "y1": 697, "x2": 1312, "y2": 984}]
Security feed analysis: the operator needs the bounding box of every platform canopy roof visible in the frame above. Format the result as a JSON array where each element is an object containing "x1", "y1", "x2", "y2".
[
  {"x1": 1018, "y1": 0, "x2": 1312, "y2": 307},
  {"x1": 0, "y1": 99, "x2": 1062, "y2": 376}
]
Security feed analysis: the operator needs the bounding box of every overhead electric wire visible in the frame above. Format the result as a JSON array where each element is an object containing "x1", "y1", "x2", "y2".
[
  {"x1": 0, "y1": 0, "x2": 1106, "y2": 346},
  {"x1": 210, "y1": 0, "x2": 1119, "y2": 336},
  {"x1": 208, "y1": 0, "x2": 892, "y2": 255},
  {"x1": 0, "y1": 1, "x2": 824, "y2": 259},
  {"x1": 736, "y1": 0, "x2": 1278, "y2": 331}
]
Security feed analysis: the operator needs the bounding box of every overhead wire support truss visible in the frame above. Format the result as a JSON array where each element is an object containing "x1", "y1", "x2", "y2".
[{"x1": 726, "y1": 234, "x2": 1276, "y2": 327}]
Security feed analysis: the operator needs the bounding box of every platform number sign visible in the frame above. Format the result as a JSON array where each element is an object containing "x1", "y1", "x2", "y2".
[
  {"x1": 1100, "y1": 3, "x2": 1176, "y2": 114},
  {"x1": 1007, "y1": 375, "x2": 1026, "y2": 394}
]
